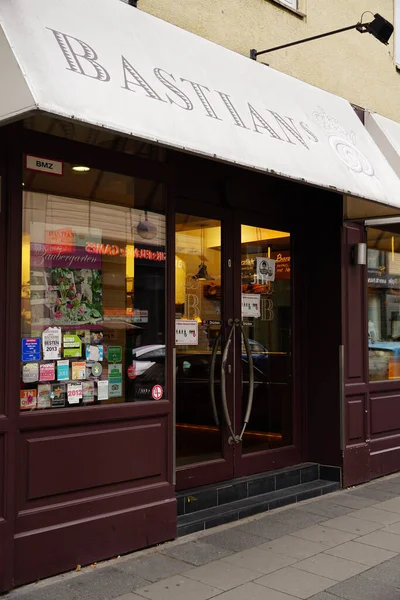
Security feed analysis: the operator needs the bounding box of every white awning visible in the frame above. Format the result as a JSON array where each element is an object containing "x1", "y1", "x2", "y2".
[
  {"x1": 2, "y1": 0, "x2": 400, "y2": 208},
  {"x1": 365, "y1": 111, "x2": 400, "y2": 179}
]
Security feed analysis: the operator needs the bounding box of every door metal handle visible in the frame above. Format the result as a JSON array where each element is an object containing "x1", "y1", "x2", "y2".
[
  {"x1": 237, "y1": 320, "x2": 254, "y2": 441},
  {"x1": 209, "y1": 329, "x2": 221, "y2": 427},
  {"x1": 221, "y1": 321, "x2": 240, "y2": 444}
]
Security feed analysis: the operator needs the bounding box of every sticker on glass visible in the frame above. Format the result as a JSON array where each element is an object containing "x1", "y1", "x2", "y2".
[
  {"x1": 52, "y1": 383, "x2": 67, "y2": 408},
  {"x1": 175, "y1": 320, "x2": 198, "y2": 345},
  {"x1": 57, "y1": 359, "x2": 70, "y2": 381},
  {"x1": 71, "y1": 361, "x2": 86, "y2": 380},
  {"x1": 67, "y1": 382, "x2": 82, "y2": 404},
  {"x1": 38, "y1": 383, "x2": 51, "y2": 408},
  {"x1": 242, "y1": 293, "x2": 261, "y2": 318},
  {"x1": 82, "y1": 380, "x2": 95, "y2": 403},
  {"x1": 39, "y1": 362, "x2": 55, "y2": 382},
  {"x1": 85, "y1": 345, "x2": 104, "y2": 362},
  {"x1": 20, "y1": 389, "x2": 37, "y2": 410},
  {"x1": 42, "y1": 327, "x2": 62, "y2": 360},
  {"x1": 22, "y1": 362, "x2": 39, "y2": 383},
  {"x1": 97, "y1": 379, "x2": 109, "y2": 401},
  {"x1": 91, "y1": 362, "x2": 103, "y2": 377},
  {"x1": 63, "y1": 334, "x2": 82, "y2": 358},
  {"x1": 256, "y1": 257, "x2": 275, "y2": 282}
]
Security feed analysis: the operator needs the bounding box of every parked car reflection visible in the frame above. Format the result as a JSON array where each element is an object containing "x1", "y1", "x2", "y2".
[{"x1": 127, "y1": 341, "x2": 288, "y2": 434}]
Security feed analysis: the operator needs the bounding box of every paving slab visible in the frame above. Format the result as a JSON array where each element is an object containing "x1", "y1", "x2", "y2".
[
  {"x1": 346, "y1": 506, "x2": 400, "y2": 525},
  {"x1": 159, "y1": 540, "x2": 233, "y2": 566},
  {"x1": 259, "y1": 535, "x2": 330, "y2": 560},
  {"x1": 308, "y1": 594, "x2": 343, "y2": 600},
  {"x1": 324, "y1": 540, "x2": 397, "y2": 566},
  {"x1": 114, "y1": 595, "x2": 146, "y2": 600},
  {"x1": 320, "y1": 515, "x2": 381, "y2": 536},
  {"x1": 255, "y1": 565, "x2": 337, "y2": 599},
  {"x1": 235, "y1": 517, "x2": 299, "y2": 540},
  {"x1": 293, "y1": 553, "x2": 369, "y2": 581},
  {"x1": 298, "y1": 501, "x2": 354, "y2": 519},
  {"x1": 206, "y1": 582, "x2": 301, "y2": 600},
  {"x1": 203, "y1": 527, "x2": 267, "y2": 551},
  {"x1": 115, "y1": 553, "x2": 190, "y2": 582},
  {"x1": 183, "y1": 559, "x2": 260, "y2": 590},
  {"x1": 134, "y1": 575, "x2": 220, "y2": 600},
  {"x1": 356, "y1": 529, "x2": 400, "y2": 552},
  {"x1": 267, "y1": 508, "x2": 326, "y2": 528},
  {"x1": 382, "y1": 520, "x2": 400, "y2": 534},
  {"x1": 222, "y1": 546, "x2": 297, "y2": 573},
  {"x1": 324, "y1": 494, "x2": 377, "y2": 510},
  {"x1": 291, "y1": 524, "x2": 357, "y2": 547},
  {"x1": 344, "y1": 487, "x2": 397, "y2": 502},
  {"x1": 66, "y1": 567, "x2": 150, "y2": 600},
  {"x1": 373, "y1": 496, "x2": 400, "y2": 514}
]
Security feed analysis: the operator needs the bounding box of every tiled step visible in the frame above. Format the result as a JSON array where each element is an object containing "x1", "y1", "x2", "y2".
[
  {"x1": 177, "y1": 479, "x2": 340, "y2": 537},
  {"x1": 177, "y1": 462, "x2": 341, "y2": 518}
]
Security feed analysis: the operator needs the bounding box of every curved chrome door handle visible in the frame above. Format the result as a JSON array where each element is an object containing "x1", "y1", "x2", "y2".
[
  {"x1": 221, "y1": 321, "x2": 240, "y2": 444},
  {"x1": 209, "y1": 330, "x2": 221, "y2": 427},
  {"x1": 238, "y1": 320, "x2": 254, "y2": 441}
]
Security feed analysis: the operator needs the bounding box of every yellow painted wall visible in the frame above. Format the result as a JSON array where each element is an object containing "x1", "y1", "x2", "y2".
[{"x1": 139, "y1": 0, "x2": 399, "y2": 121}]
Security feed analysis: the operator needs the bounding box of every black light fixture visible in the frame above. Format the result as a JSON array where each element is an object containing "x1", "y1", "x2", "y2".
[
  {"x1": 136, "y1": 210, "x2": 157, "y2": 240},
  {"x1": 250, "y1": 12, "x2": 393, "y2": 60},
  {"x1": 128, "y1": 0, "x2": 138, "y2": 6},
  {"x1": 192, "y1": 224, "x2": 215, "y2": 281}
]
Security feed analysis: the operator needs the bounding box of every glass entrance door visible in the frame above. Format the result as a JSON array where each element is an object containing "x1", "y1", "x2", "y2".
[
  {"x1": 234, "y1": 222, "x2": 295, "y2": 478},
  {"x1": 174, "y1": 211, "x2": 299, "y2": 491}
]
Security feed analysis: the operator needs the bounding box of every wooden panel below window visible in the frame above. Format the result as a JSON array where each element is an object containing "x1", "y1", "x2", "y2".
[
  {"x1": 370, "y1": 393, "x2": 400, "y2": 436},
  {"x1": 346, "y1": 394, "x2": 366, "y2": 444},
  {"x1": 14, "y1": 497, "x2": 176, "y2": 588},
  {"x1": 23, "y1": 418, "x2": 166, "y2": 501}
]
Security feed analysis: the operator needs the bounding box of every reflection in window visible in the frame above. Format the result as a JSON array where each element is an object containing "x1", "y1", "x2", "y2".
[
  {"x1": 368, "y1": 227, "x2": 400, "y2": 381},
  {"x1": 21, "y1": 164, "x2": 166, "y2": 410}
]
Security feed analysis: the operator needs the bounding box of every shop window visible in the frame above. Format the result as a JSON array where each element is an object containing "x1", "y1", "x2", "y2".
[
  {"x1": 368, "y1": 226, "x2": 400, "y2": 381},
  {"x1": 20, "y1": 159, "x2": 166, "y2": 410}
]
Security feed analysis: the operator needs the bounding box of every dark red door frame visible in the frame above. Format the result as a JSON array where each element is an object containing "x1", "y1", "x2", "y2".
[
  {"x1": 173, "y1": 197, "x2": 304, "y2": 490},
  {"x1": 1, "y1": 124, "x2": 24, "y2": 592},
  {"x1": 173, "y1": 196, "x2": 236, "y2": 491}
]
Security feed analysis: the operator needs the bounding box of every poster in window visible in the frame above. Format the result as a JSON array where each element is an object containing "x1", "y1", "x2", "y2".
[{"x1": 29, "y1": 224, "x2": 103, "y2": 328}]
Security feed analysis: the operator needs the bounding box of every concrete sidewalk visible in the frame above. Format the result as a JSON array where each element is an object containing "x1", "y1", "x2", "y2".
[{"x1": 4, "y1": 472, "x2": 400, "y2": 600}]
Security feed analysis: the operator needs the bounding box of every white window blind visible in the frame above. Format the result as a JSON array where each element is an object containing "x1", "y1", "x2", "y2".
[{"x1": 277, "y1": 0, "x2": 298, "y2": 9}]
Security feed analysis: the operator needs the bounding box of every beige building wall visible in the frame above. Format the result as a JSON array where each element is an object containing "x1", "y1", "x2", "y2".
[{"x1": 140, "y1": 0, "x2": 399, "y2": 121}]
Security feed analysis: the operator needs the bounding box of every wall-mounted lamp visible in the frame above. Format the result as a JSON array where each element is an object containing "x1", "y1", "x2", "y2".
[
  {"x1": 352, "y1": 243, "x2": 367, "y2": 266},
  {"x1": 250, "y1": 12, "x2": 393, "y2": 60}
]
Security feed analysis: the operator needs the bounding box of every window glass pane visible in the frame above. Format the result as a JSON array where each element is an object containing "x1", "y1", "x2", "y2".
[
  {"x1": 21, "y1": 161, "x2": 166, "y2": 410},
  {"x1": 368, "y1": 227, "x2": 400, "y2": 381},
  {"x1": 241, "y1": 225, "x2": 292, "y2": 452},
  {"x1": 175, "y1": 214, "x2": 223, "y2": 466}
]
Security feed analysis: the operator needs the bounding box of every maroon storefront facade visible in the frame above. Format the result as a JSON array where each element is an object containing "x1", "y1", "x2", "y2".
[
  {"x1": 0, "y1": 119, "x2": 399, "y2": 591},
  {"x1": 1, "y1": 1, "x2": 400, "y2": 593}
]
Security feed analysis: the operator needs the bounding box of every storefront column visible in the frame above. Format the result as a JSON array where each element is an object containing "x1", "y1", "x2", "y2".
[{"x1": 342, "y1": 222, "x2": 370, "y2": 487}]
